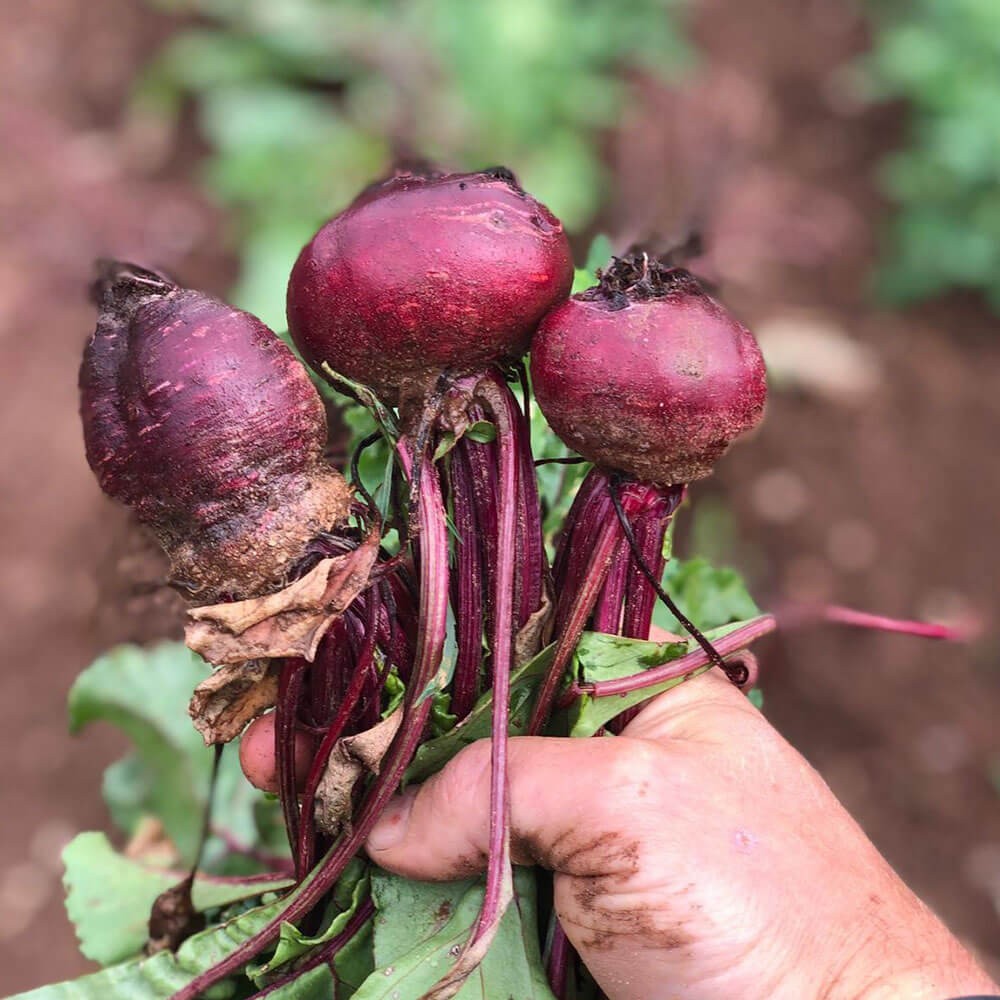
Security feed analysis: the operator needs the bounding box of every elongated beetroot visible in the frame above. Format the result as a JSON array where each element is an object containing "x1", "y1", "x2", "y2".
[
  {"x1": 532, "y1": 255, "x2": 767, "y2": 485},
  {"x1": 286, "y1": 167, "x2": 573, "y2": 401},
  {"x1": 80, "y1": 262, "x2": 351, "y2": 601}
]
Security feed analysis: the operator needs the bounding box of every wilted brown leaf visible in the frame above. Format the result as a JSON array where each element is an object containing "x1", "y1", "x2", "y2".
[
  {"x1": 188, "y1": 659, "x2": 280, "y2": 745},
  {"x1": 146, "y1": 874, "x2": 203, "y2": 956},
  {"x1": 514, "y1": 588, "x2": 554, "y2": 668},
  {"x1": 314, "y1": 709, "x2": 403, "y2": 838},
  {"x1": 185, "y1": 529, "x2": 379, "y2": 666}
]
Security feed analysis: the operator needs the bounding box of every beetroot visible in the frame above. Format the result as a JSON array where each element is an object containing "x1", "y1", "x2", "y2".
[
  {"x1": 286, "y1": 167, "x2": 574, "y2": 401},
  {"x1": 527, "y1": 255, "x2": 767, "y2": 737},
  {"x1": 80, "y1": 262, "x2": 351, "y2": 601},
  {"x1": 532, "y1": 256, "x2": 767, "y2": 485}
]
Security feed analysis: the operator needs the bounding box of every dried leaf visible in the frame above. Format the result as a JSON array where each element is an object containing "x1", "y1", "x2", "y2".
[
  {"x1": 514, "y1": 588, "x2": 554, "y2": 668},
  {"x1": 188, "y1": 659, "x2": 280, "y2": 745},
  {"x1": 185, "y1": 530, "x2": 379, "y2": 666},
  {"x1": 146, "y1": 874, "x2": 204, "y2": 955},
  {"x1": 314, "y1": 710, "x2": 403, "y2": 838}
]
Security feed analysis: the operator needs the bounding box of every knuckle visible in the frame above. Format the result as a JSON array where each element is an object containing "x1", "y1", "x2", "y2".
[{"x1": 426, "y1": 739, "x2": 492, "y2": 814}]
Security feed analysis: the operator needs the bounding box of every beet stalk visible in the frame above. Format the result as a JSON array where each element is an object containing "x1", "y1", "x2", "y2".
[
  {"x1": 287, "y1": 166, "x2": 573, "y2": 991},
  {"x1": 526, "y1": 254, "x2": 767, "y2": 735},
  {"x1": 172, "y1": 444, "x2": 450, "y2": 1000}
]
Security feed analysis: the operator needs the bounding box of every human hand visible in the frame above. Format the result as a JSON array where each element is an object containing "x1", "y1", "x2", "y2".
[{"x1": 366, "y1": 669, "x2": 997, "y2": 1000}]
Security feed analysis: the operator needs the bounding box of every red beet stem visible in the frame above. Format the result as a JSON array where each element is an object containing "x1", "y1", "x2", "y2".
[
  {"x1": 546, "y1": 921, "x2": 572, "y2": 999},
  {"x1": 275, "y1": 659, "x2": 307, "y2": 874},
  {"x1": 816, "y1": 604, "x2": 970, "y2": 640},
  {"x1": 171, "y1": 441, "x2": 450, "y2": 1000},
  {"x1": 468, "y1": 374, "x2": 518, "y2": 946},
  {"x1": 576, "y1": 615, "x2": 777, "y2": 699},
  {"x1": 448, "y1": 443, "x2": 487, "y2": 720},
  {"x1": 245, "y1": 895, "x2": 376, "y2": 999},
  {"x1": 296, "y1": 593, "x2": 381, "y2": 874},
  {"x1": 528, "y1": 472, "x2": 664, "y2": 734},
  {"x1": 528, "y1": 515, "x2": 620, "y2": 736}
]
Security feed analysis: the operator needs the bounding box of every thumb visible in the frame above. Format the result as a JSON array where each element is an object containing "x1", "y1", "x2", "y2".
[{"x1": 365, "y1": 734, "x2": 664, "y2": 881}]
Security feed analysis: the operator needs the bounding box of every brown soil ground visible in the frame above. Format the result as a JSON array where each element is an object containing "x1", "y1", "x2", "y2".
[{"x1": 2, "y1": 0, "x2": 999, "y2": 994}]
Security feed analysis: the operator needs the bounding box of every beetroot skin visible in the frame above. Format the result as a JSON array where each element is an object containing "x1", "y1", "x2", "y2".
[
  {"x1": 81, "y1": 262, "x2": 351, "y2": 601},
  {"x1": 286, "y1": 167, "x2": 574, "y2": 401},
  {"x1": 532, "y1": 256, "x2": 767, "y2": 485}
]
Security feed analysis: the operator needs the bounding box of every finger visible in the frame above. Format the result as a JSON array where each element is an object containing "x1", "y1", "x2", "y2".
[{"x1": 365, "y1": 735, "x2": 666, "y2": 882}]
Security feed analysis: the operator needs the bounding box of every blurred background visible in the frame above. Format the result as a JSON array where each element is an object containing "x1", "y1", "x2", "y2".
[{"x1": 3, "y1": 0, "x2": 1000, "y2": 992}]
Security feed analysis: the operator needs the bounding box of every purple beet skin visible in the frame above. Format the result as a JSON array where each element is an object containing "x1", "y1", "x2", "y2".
[
  {"x1": 531, "y1": 255, "x2": 767, "y2": 485},
  {"x1": 286, "y1": 167, "x2": 574, "y2": 402},
  {"x1": 80, "y1": 262, "x2": 351, "y2": 601}
]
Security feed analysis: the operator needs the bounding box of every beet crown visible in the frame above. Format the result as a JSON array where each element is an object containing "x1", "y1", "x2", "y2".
[
  {"x1": 80, "y1": 262, "x2": 350, "y2": 600},
  {"x1": 531, "y1": 255, "x2": 767, "y2": 485},
  {"x1": 286, "y1": 167, "x2": 574, "y2": 402}
]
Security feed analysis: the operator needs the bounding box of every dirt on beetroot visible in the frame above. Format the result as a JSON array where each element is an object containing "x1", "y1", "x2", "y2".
[{"x1": 3, "y1": 0, "x2": 1000, "y2": 994}]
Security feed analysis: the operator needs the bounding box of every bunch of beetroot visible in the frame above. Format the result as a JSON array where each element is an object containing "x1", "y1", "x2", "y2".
[{"x1": 78, "y1": 167, "x2": 947, "y2": 1000}]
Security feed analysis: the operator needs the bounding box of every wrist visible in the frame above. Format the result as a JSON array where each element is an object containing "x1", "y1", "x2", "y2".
[{"x1": 831, "y1": 921, "x2": 997, "y2": 1000}]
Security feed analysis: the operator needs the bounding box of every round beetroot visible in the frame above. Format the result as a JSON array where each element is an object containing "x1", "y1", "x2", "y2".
[
  {"x1": 80, "y1": 262, "x2": 351, "y2": 600},
  {"x1": 286, "y1": 167, "x2": 573, "y2": 402},
  {"x1": 532, "y1": 255, "x2": 767, "y2": 485}
]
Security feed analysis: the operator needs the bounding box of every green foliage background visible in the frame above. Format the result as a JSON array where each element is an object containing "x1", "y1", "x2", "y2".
[
  {"x1": 140, "y1": 0, "x2": 691, "y2": 329},
  {"x1": 864, "y1": 0, "x2": 1000, "y2": 310}
]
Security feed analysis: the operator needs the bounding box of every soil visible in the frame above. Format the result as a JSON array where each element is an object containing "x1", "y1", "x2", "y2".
[{"x1": 2, "y1": 0, "x2": 999, "y2": 994}]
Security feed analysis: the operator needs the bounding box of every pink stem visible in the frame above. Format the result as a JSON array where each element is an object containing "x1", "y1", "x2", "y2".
[
  {"x1": 576, "y1": 615, "x2": 776, "y2": 699},
  {"x1": 449, "y1": 442, "x2": 485, "y2": 719},
  {"x1": 547, "y1": 921, "x2": 571, "y2": 998},
  {"x1": 470, "y1": 372, "x2": 518, "y2": 943},
  {"x1": 529, "y1": 476, "x2": 653, "y2": 735},
  {"x1": 246, "y1": 895, "x2": 376, "y2": 999},
  {"x1": 817, "y1": 604, "x2": 969, "y2": 640},
  {"x1": 528, "y1": 515, "x2": 620, "y2": 735},
  {"x1": 296, "y1": 594, "x2": 379, "y2": 873},
  {"x1": 275, "y1": 658, "x2": 307, "y2": 874}
]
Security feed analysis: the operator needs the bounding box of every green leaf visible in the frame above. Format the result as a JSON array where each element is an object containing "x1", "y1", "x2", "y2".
[
  {"x1": 263, "y1": 964, "x2": 336, "y2": 999},
  {"x1": 571, "y1": 234, "x2": 615, "y2": 292},
  {"x1": 334, "y1": 916, "x2": 375, "y2": 997},
  {"x1": 14, "y1": 830, "x2": 370, "y2": 998},
  {"x1": 10, "y1": 892, "x2": 287, "y2": 1000},
  {"x1": 251, "y1": 860, "x2": 369, "y2": 979},
  {"x1": 584, "y1": 233, "x2": 614, "y2": 273},
  {"x1": 101, "y1": 753, "x2": 154, "y2": 838},
  {"x1": 69, "y1": 644, "x2": 217, "y2": 863},
  {"x1": 653, "y1": 557, "x2": 761, "y2": 635},
  {"x1": 567, "y1": 620, "x2": 760, "y2": 737},
  {"x1": 354, "y1": 867, "x2": 554, "y2": 999},
  {"x1": 465, "y1": 420, "x2": 497, "y2": 444},
  {"x1": 69, "y1": 643, "x2": 263, "y2": 864},
  {"x1": 62, "y1": 832, "x2": 292, "y2": 967},
  {"x1": 433, "y1": 420, "x2": 497, "y2": 462},
  {"x1": 405, "y1": 644, "x2": 555, "y2": 784},
  {"x1": 430, "y1": 690, "x2": 458, "y2": 737},
  {"x1": 415, "y1": 605, "x2": 460, "y2": 706},
  {"x1": 381, "y1": 670, "x2": 406, "y2": 719},
  {"x1": 571, "y1": 267, "x2": 595, "y2": 293}
]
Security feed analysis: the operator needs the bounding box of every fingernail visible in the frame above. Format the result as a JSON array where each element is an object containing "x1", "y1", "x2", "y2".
[{"x1": 366, "y1": 788, "x2": 416, "y2": 852}]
